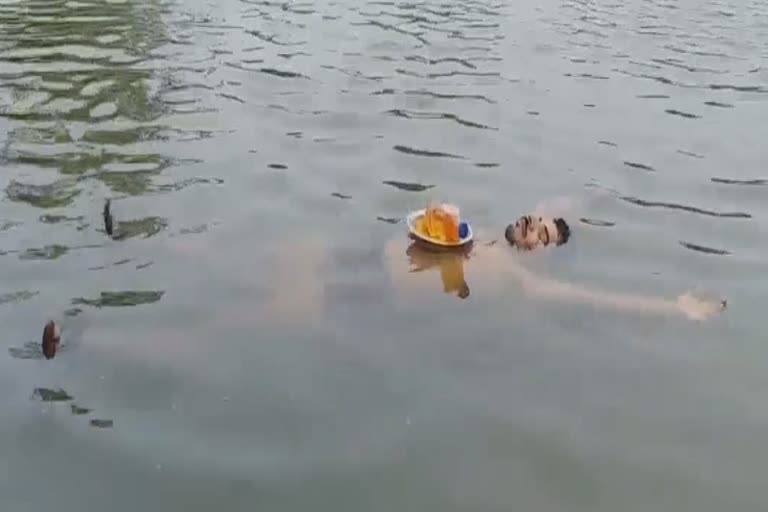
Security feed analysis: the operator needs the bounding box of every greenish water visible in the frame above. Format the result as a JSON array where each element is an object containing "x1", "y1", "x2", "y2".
[{"x1": 2, "y1": 0, "x2": 768, "y2": 510}]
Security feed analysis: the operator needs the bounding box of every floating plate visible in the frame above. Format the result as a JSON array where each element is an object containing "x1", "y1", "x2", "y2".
[{"x1": 406, "y1": 209, "x2": 473, "y2": 248}]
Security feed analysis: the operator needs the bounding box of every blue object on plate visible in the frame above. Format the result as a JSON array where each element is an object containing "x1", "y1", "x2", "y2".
[{"x1": 459, "y1": 221, "x2": 469, "y2": 239}]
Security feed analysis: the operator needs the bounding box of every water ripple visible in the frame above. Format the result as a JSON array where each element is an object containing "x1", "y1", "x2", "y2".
[
  {"x1": 711, "y1": 177, "x2": 768, "y2": 186},
  {"x1": 621, "y1": 196, "x2": 752, "y2": 219},
  {"x1": 385, "y1": 108, "x2": 496, "y2": 130},
  {"x1": 392, "y1": 144, "x2": 466, "y2": 159},
  {"x1": 680, "y1": 241, "x2": 731, "y2": 256}
]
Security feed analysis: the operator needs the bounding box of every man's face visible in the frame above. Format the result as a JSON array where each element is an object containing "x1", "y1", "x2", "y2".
[{"x1": 505, "y1": 215, "x2": 569, "y2": 250}]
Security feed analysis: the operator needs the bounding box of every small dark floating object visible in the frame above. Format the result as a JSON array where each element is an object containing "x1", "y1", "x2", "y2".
[
  {"x1": 103, "y1": 199, "x2": 113, "y2": 236},
  {"x1": 268, "y1": 163, "x2": 287, "y2": 170},
  {"x1": 90, "y1": 419, "x2": 114, "y2": 429},
  {"x1": 598, "y1": 140, "x2": 617, "y2": 147},
  {"x1": 42, "y1": 320, "x2": 60, "y2": 360}
]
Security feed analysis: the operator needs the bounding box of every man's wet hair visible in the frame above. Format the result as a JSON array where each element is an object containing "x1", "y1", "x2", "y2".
[
  {"x1": 504, "y1": 224, "x2": 516, "y2": 245},
  {"x1": 554, "y1": 217, "x2": 570, "y2": 245}
]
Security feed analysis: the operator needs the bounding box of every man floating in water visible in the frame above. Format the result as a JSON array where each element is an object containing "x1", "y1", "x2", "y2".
[{"x1": 397, "y1": 199, "x2": 726, "y2": 321}]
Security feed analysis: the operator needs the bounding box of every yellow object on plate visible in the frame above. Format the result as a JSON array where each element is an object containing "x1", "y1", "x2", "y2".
[
  {"x1": 418, "y1": 201, "x2": 460, "y2": 243},
  {"x1": 406, "y1": 204, "x2": 473, "y2": 248}
]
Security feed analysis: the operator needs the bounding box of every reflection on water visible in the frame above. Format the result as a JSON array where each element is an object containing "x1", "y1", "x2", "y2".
[
  {"x1": 32, "y1": 387, "x2": 72, "y2": 402},
  {"x1": 0, "y1": 0, "x2": 173, "y2": 202},
  {"x1": 31, "y1": 387, "x2": 112, "y2": 428},
  {"x1": 71, "y1": 290, "x2": 165, "y2": 308},
  {"x1": 406, "y1": 241, "x2": 471, "y2": 300}
]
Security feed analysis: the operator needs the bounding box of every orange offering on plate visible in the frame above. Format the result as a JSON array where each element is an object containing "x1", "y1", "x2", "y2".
[{"x1": 420, "y1": 202, "x2": 460, "y2": 243}]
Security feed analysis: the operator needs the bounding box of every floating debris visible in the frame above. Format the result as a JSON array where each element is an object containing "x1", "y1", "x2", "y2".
[
  {"x1": 103, "y1": 199, "x2": 113, "y2": 236},
  {"x1": 42, "y1": 320, "x2": 60, "y2": 360}
]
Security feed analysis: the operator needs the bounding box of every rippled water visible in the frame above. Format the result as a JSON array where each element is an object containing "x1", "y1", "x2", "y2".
[{"x1": 2, "y1": 0, "x2": 768, "y2": 509}]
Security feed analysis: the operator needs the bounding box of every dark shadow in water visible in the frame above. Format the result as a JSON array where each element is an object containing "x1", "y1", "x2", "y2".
[
  {"x1": 405, "y1": 239, "x2": 472, "y2": 300},
  {"x1": 71, "y1": 290, "x2": 164, "y2": 308}
]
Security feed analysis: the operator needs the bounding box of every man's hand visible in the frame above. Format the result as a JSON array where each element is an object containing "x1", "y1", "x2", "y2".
[{"x1": 676, "y1": 292, "x2": 727, "y2": 321}]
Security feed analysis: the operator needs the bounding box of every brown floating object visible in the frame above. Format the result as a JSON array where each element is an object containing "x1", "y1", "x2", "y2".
[{"x1": 42, "y1": 320, "x2": 60, "y2": 360}]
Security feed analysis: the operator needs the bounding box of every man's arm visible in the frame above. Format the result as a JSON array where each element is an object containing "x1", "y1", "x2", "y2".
[{"x1": 498, "y1": 252, "x2": 725, "y2": 321}]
